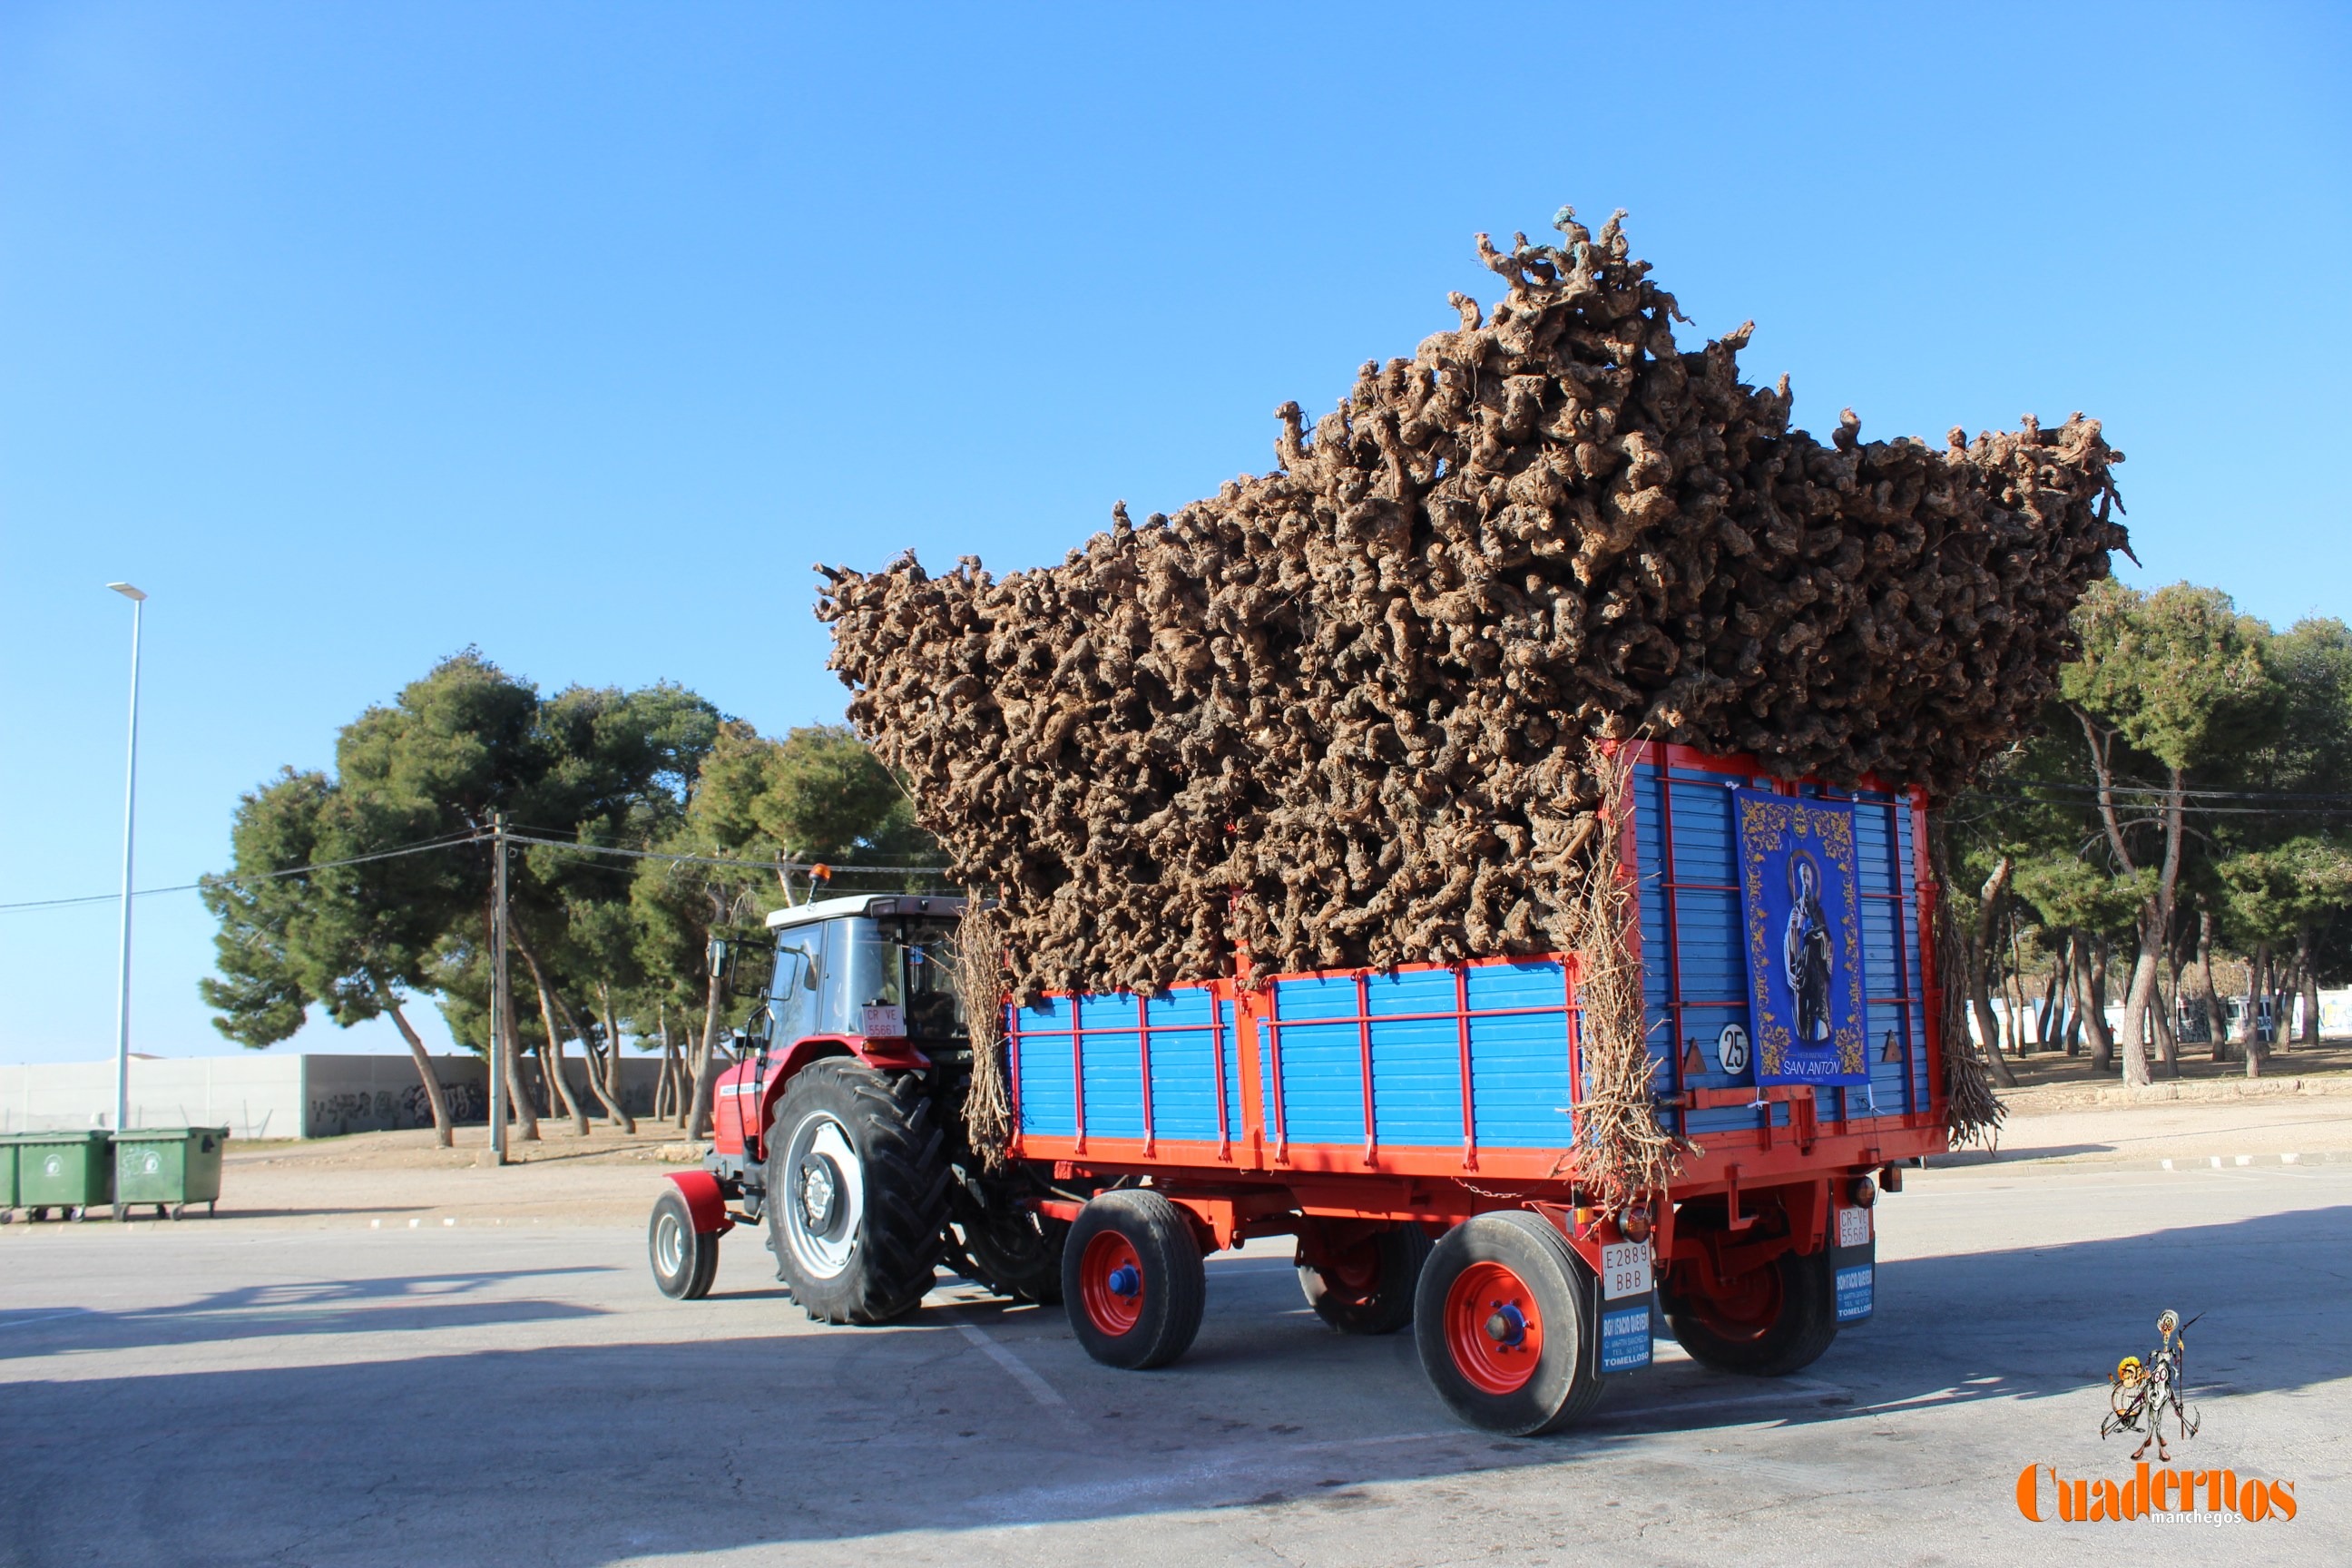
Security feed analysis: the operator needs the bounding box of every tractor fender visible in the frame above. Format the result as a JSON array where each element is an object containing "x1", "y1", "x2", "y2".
[
  {"x1": 748, "y1": 1035, "x2": 933, "y2": 1160},
  {"x1": 663, "y1": 1170, "x2": 735, "y2": 1237}
]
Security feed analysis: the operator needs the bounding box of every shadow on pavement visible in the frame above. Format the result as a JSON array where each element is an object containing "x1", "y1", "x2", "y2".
[
  {"x1": 0, "y1": 1207, "x2": 2343, "y2": 1565},
  {"x1": 0, "y1": 1267, "x2": 614, "y2": 1355}
]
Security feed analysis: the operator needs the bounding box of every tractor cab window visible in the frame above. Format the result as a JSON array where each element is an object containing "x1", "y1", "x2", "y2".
[
  {"x1": 897, "y1": 926, "x2": 965, "y2": 1038},
  {"x1": 769, "y1": 931, "x2": 822, "y2": 1044},
  {"x1": 819, "y1": 919, "x2": 901, "y2": 1037},
  {"x1": 771, "y1": 915, "x2": 967, "y2": 1041}
]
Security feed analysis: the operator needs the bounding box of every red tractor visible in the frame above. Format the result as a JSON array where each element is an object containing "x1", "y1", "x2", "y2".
[
  {"x1": 648, "y1": 893, "x2": 1067, "y2": 1321},
  {"x1": 650, "y1": 748, "x2": 1949, "y2": 1435}
]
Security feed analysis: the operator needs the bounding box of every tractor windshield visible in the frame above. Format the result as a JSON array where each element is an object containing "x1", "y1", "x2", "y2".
[{"x1": 770, "y1": 916, "x2": 965, "y2": 1041}]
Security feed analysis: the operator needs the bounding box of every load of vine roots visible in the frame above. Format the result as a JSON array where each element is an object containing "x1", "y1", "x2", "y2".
[{"x1": 818, "y1": 207, "x2": 2126, "y2": 1006}]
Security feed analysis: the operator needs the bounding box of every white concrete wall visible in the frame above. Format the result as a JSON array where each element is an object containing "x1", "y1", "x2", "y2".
[
  {"x1": 0, "y1": 1055, "x2": 665, "y2": 1140},
  {"x1": 0, "y1": 1056, "x2": 304, "y2": 1140}
]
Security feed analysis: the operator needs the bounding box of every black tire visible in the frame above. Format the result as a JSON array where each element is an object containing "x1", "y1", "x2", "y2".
[
  {"x1": 648, "y1": 1189, "x2": 720, "y2": 1301},
  {"x1": 1663, "y1": 1205, "x2": 1838, "y2": 1377},
  {"x1": 948, "y1": 1183, "x2": 1070, "y2": 1305},
  {"x1": 1415, "y1": 1210, "x2": 1604, "y2": 1436},
  {"x1": 1062, "y1": 1190, "x2": 1207, "y2": 1369},
  {"x1": 765, "y1": 1060, "x2": 949, "y2": 1326},
  {"x1": 1299, "y1": 1223, "x2": 1434, "y2": 1335}
]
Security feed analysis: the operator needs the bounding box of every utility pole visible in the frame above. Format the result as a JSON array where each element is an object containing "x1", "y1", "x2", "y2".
[
  {"x1": 486, "y1": 812, "x2": 510, "y2": 1166},
  {"x1": 106, "y1": 583, "x2": 147, "y2": 1136}
]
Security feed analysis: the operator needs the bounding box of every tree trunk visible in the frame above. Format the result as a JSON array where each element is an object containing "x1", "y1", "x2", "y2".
[
  {"x1": 498, "y1": 935, "x2": 539, "y2": 1143},
  {"x1": 2241, "y1": 940, "x2": 2270, "y2": 1079},
  {"x1": 1969, "y1": 858, "x2": 2017, "y2": 1087},
  {"x1": 514, "y1": 933, "x2": 626, "y2": 1129},
  {"x1": 2082, "y1": 934, "x2": 2115, "y2": 1073},
  {"x1": 2060, "y1": 930, "x2": 2079, "y2": 1053},
  {"x1": 2296, "y1": 927, "x2": 2320, "y2": 1046},
  {"x1": 655, "y1": 1008, "x2": 678, "y2": 1120},
  {"x1": 2002, "y1": 910, "x2": 2029, "y2": 1056},
  {"x1": 687, "y1": 963, "x2": 729, "y2": 1141},
  {"x1": 594, "y1": 983, "x2": 638, "y2": 1134},
  {"x1": 378, "y1": 986, "x2": 454, "y2": 1149},
  {"x1": 2034, "y1": 960, "x2": 2062, "y2": 1055},
  {"x1": 525, "y1": 964, "x2": 592, "y2": 1135},
  {"x1": 2197, "y1": 903, "x2": 2229, "y2": 1061},
  {"x1": 2151, "y1": 972, "x2": 2178, "y2": 1077},
  {"x1": 2119, "y1": 927, "x2": 2160, "y2": 1089}
]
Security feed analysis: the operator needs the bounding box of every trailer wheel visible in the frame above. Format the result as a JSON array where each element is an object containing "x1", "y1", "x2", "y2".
[
  {"x1": 1415, "y1": 1211, "x2": 1603, "y2": 1436},
  {"x1": 648, "y1": 1189, "x2": 720, "y2": 1300},
  {"x1": 1063, "y1": 1190, "x2": 1206, "y2": 1369},
  {"x1": 1663, "y1": 1203, "x2": 1838, "y2": 1377},
  {"x1": 766, "y1": 1060, "x2": 950, "y2": 1326},
  {"x1": 948, "y1": 1184, "x2": 1069, "y2": 1305},
  {"x1": 1299, "y1": 1223, "x2": 1433, "y2": 1335}
]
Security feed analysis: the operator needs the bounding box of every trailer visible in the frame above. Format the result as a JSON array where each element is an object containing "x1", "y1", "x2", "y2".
[{"x1": 649, "y1": 743, "x2": 1950, "y2": 1436}]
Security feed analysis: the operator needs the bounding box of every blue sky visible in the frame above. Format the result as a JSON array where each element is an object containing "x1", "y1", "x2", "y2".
[{"x1": 4, "y1": 3, "x2": 2347, "y2": 1063}]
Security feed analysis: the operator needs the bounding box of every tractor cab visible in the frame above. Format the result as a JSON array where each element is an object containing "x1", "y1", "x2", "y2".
[{"x1": 760, "y1": 894, "x2": 969, "y2": 1046}]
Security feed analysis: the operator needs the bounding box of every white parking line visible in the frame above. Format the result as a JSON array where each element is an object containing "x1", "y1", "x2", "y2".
[{"x1": 951, "y1": 1318, "x2": 1069, "y2": 1408}]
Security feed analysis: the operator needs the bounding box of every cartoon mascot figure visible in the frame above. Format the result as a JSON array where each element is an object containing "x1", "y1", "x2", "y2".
[{"x1": 2102, "y1": 1310, "x2": 2200, "y2": 1461}]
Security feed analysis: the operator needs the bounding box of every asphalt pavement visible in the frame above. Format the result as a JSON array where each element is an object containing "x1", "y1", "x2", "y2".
[{"x1": 1, "y1": 1159, "x2": 2345, "y2": 1567}]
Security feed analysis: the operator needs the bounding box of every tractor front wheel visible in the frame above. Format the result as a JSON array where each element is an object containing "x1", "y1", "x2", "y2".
[
  {"x1": 1063, "y1": 1190, "x2": 1206, "y2": 1369},
  {"x1": 766, "y1": 1060, "x2": 949, "y2": 1326},
  {"x1": 648, "y1": 1188, "x2": 720, "y2": 1300}
]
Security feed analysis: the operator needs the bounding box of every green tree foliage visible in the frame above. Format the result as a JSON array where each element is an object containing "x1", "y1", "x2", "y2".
[
  {"x1": 2054, "y1": 581, "x2": 2278, "y2": 1084},
  {"x1": 1959, "y1": 588, "x2": 2351, "y2": 1087},
  {"x1": 201, "y1": 652, "x2": 931, "y2": 1151},
  {"x1": 201, "y1": 769, "x2": 467, "y2": 1143}
]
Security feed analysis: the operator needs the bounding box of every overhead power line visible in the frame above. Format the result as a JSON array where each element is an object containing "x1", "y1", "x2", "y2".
[
  {"x1": 0, "y1": 830, "x2": 487, "y2": 913},
  {"x1": 0, "y1": 828, "x2": 953, "y2": 913}
]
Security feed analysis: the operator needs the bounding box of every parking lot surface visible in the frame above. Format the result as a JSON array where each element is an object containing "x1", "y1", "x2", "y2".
[{"x1": 2, "y1": 1159, "x2": 2344, "y2": 1567}]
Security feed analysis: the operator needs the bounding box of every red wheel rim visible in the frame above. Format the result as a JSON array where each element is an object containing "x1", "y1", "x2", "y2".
[
  {"x1": 1318, "y1": 1238, "x2": 1382, "y2": 1304},
  {"x1": 1445, "y1": 1259, "x2": 1544, "y2": 1395},
  {"x1": 1692, "y1": 1262, "x2": 1782, "y2": 1344},
  {"x1": 1079, "y1": 1230, "x2": 1145, "y2": 1335}
]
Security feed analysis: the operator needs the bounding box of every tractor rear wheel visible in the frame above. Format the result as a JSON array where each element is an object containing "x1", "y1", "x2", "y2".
[
  {"x1": 1063, "y1": 1190, "x2": 1206, "y2": 1369},
  {"x1": 1298, "y1": 1222, "x2": 1433, "y2": 1335},
  {"x1": 766, "y1": 1060, "x2": 949, "y2": 1325}
]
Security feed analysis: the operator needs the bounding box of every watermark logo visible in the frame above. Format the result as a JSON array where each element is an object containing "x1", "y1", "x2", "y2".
[
  {"x1": 2013, "y1": 1308, "x2": 2297, "y2": 1525},
  {"x1": 2102, "y1": 1308, "x2": 2200, "y2": 1462},
  {"x1": 2016, "y1": 1462, "x2": 2295, "y2": 1524}
]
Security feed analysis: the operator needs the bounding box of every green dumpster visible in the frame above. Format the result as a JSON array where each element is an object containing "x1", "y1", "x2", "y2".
[
  {"x1": 113, "y1": 1127, "x2": 228, "y2": 1220},
  {"x1": 15, "y1": 1132, "x2": 113, "y2": 1220},
  {"x1": 0, "y1": 1136, "x2": 18, "y2": 1221}
]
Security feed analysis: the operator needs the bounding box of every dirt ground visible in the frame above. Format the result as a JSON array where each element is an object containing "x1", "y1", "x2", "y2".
[{"x1": 1994, "y1": 1033, "x2": 2352, "y2": 1093}]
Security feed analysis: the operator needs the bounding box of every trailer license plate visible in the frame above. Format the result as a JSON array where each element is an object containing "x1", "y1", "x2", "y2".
[
  {"x1": 1836, "y1": 1264, "x2": 1873, "y2": 1321},
  {"x1": 1837, "y1": 1205, "x2": 1870, "y2": 1249},
  {"x1": 1600, "y1": 1241, "x2": 1651, "y2": 1300},
  {"x1": 1598, "y1": 1303, "x2": 1651, "y2": 1373}
]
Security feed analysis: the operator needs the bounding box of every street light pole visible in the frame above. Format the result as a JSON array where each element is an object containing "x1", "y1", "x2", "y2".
[{"x1": 106, "y1": 583, "x2": 147, "y2": 1135}]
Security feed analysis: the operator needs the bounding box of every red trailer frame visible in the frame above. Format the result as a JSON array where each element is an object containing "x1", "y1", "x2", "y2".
[{"x1": 1006, "y1": 740, "x2": 1946, "y2": 1296}]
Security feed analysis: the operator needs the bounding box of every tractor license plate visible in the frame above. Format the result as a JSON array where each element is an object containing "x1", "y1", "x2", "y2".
[
  {"x1": 860, "y1": 1004, "x2": 906, "y2": 1037},
  {"x1": 1600, "y1": 1240, "x2": 1651, "y2": 1300}
]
